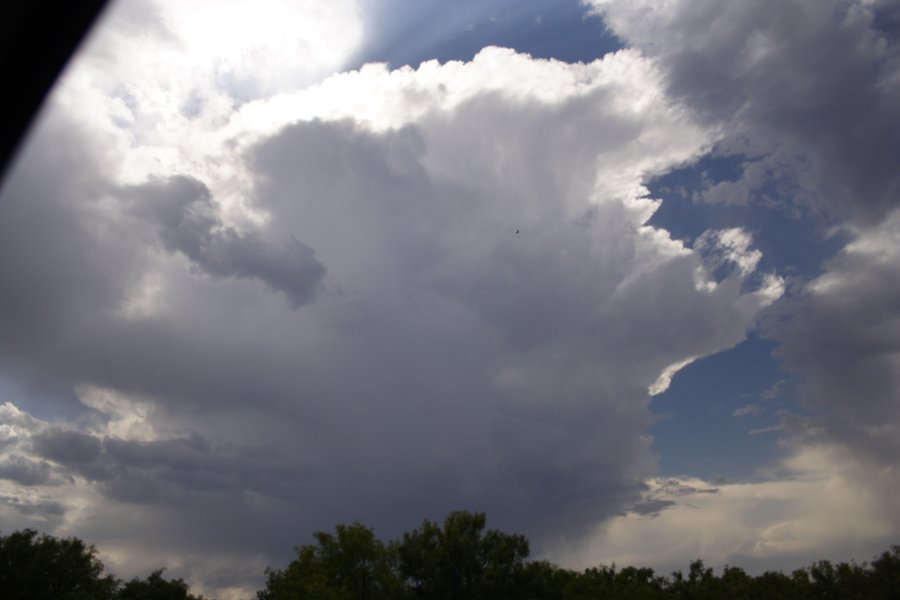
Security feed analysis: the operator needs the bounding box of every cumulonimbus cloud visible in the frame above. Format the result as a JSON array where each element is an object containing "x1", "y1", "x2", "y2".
[{"x1": 0, "y1": 2, "x2": 791, "y2": 597}]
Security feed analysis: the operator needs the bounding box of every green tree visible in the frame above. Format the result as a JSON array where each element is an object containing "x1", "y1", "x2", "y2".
[
  {"x1": 833, "y1": 560, "x2": 869, "y2": 600},
  {"x1": 749, "y1": 570, "x2": 800, "y2": 600},
  {"x1": 568, "y1": 564, "x2": 617, "y2": 599},
  {"x1": 715, "y1": 565, "x2": 755, "y2": 600},
  {"x1": 614, "y1": 565, "x2": 665, "y2": 599},
  {"x1": 258, "y1": 522, "x2": 403, "y2": 600},
  {"x1": 516, "y1": 560, "x2": 574, "y2": 600},
  {"x1": 256, "y1": 512, "x2": 900, "y2": 600},
  {"x1": 870, "y1": 545, "x2": 900, "y2": 599},
  {"x1": 394, "y1": 510, "x2": 529, "y2": 600},
  {"x1": 0, "y1": 529, "x2": 117, "y2": 600},
  {"x1": 569, "y1": 563, "x2": 666, "y2": 600},
  {"x1": 118, "y1": 569, "x2": 203, "y2": 600},
  {"x1": 809, "y1": 559, "x2": 840, "y2": 600}
]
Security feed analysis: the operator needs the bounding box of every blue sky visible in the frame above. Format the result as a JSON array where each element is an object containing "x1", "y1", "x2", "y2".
[
  {"x1": 354, "y1": 0, "x2": 620, "y2": 67},
  {"x1": 1, "y1": 0, "x2": 899, "y2": 597}
]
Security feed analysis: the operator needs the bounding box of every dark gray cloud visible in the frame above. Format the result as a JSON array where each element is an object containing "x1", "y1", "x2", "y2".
[
  {"x1": 33, "y1": 429, "x2": 103, "y2": 466},
  {"x1": 238, "y1": 115, "x2": 664, "y2": 538},
  {"x1": 591, "y1": 0, "x2": 900, "y2": 223},
  {"x1": 766, "y1": 211, "x2": 900, "y2": 467},
  {"x1": 0, "y1": 455, "x2": 55, "y2": 486},
  {"x1": 124, "y1": 175, "x2": 325, "y2": 308},
  {"x1": 0, "y1": 111, "x2": 130, "y2": 366},
  {"x1": 28, "y1": 427, "x2": 317, "y2": 510},
  {"x1": 1, "y1": 494, "x2": 67, "y2": 517},
  {"x1": 627, "y1": 498, "x2": 676, "y2": 517}
]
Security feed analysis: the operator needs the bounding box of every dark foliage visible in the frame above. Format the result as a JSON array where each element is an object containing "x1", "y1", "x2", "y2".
[
  {"x1": 0, "y1": 528, "x2": 117, "y2": 600},
  {"x1": 2, "y1": 515, "x2": 899, "y2": 600},
  {"x1": 0, "y1": 529, "x2": 203, "y2": 600},
  {"x1": 119, "y1": 569, "x2": 204, "y2": 600},
  {"x1": 258, "y1": 521, "x2": 404, "y2": 600},
  {"x1": 393, "y1": 510, "x2": 530, "y2": 600},
  {"x1": 259, "y1": 512, "x2": 900, "y2": 600}
]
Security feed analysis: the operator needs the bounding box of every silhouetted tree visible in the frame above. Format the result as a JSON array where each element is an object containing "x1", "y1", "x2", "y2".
[
  {"x1": 0, "y1": 529, "x2": 117, "y2": 600},
  {"x1": 870, "y1": 545, "x2": 900, "y2": 599},
  {"x1": 394, "y1": 511, "x2": 529, "y2": 600},
  {"x1": 716, "y1": 565, "x2": 754, "y2": 599},
  {"x1": 118, "y1": 569, "x2": 203, "y2": 600},
  {"x1": 258, "y1": 522, "x2": 404, "y2": 600},
  {"x1": 257, "y1": 513, "x2": 900, "y2": 600},
  {"x1": 516, "y1": 560, "x2": 574, "y2": 600}
]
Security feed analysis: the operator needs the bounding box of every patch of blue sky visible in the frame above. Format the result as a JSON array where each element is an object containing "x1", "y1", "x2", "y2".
[
  {"x1": 0, "y1": 372, "x2": 85, "y2": 422},
  {"x1": 647, "y1": 154, "x2": 848, "y2": 280},
  {"x1": 649, "y1": 333, "x2": 801, "y2": 481},
  {"x1": 352, "y1": 0, "x2": 621, "y2": 70},
  {"x1": 646, "y1": 155, "x2": 843, "y2": 480}
]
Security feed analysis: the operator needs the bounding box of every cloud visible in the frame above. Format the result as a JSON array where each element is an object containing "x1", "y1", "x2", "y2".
[
  {"x1": 0, "y1": 4, "x2": 784, "y2": 597},
  {"x1": 581, "y1": 0, "x2": 900, "y2": 573},
  {"x1": 551, "y1": 443, "x2": 898, "y2": 575},
  {"x1": 33, "y1": 429, "x2": 103, "y2": 468},
  {"x1": 80, "y1": 0, "x2": 364, "y2": 102},
  {"x1": 695, "y1": 227, "x2": 763, "y2": 279},
  {"x1": 587, "y1": 0, "x2": 900, "y2": 223},
  {"x1": 745, "y1": 196, "x2": 900, "y2": 569},
  {"x1": 767, "y1": 207, "x2": 900, "y2": 468},
  {"x1": 123, "y1": 175, "x2": 326, "y2": 307},
  {"x1": 697, "y1": 161, "x2": 768, "y2": 206},
  {"x1": 0, "y1": 455, "x2": 56, "y2": 486},
  {"x1": 733, "y1": 404, "x2": 763, "y2": 418}
]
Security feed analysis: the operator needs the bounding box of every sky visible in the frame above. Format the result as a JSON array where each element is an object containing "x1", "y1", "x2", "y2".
[{"x1": 0, "y1": 0, "x2": 899, "y2": 597}]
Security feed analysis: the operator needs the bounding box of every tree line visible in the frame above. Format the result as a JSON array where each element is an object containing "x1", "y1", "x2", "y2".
[
  {"x1": 0, "y1": 529, "x2": 202, "y2": 600},
  {"x1": 2, "y1": 511, "x2": 898, "y2": 599}
]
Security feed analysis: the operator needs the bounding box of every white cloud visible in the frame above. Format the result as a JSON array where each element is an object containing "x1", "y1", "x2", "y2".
[
  {"x1": 75, "y1": 386, "x2": 158, "y2": 442},
  {"x1": 693, "y1": 227, "x2": 767, "y2": 290},
  {"x1": 649, "y1": 357, "x2": 696, "y2": 396},
  {"x1": 698, "y1": 160, "x2": 768, "y2": 206},
  {"x1": 733, "y1": 404, "x2": 763, "y2": 418},
  {"x1": 550, "y1": 443, "x2": 898, "y2": 574},
  {"x1": 53, "y1": 0, "x2": 363, "y2": 214},
  {"x1": 156, "y1": 0, "x2": 363, "y2": 99}
]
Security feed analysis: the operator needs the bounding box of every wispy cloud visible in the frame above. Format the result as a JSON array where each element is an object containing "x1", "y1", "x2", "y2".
[{"x1": 734, "y1": 404, "x2": 764, "y2": 418}]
